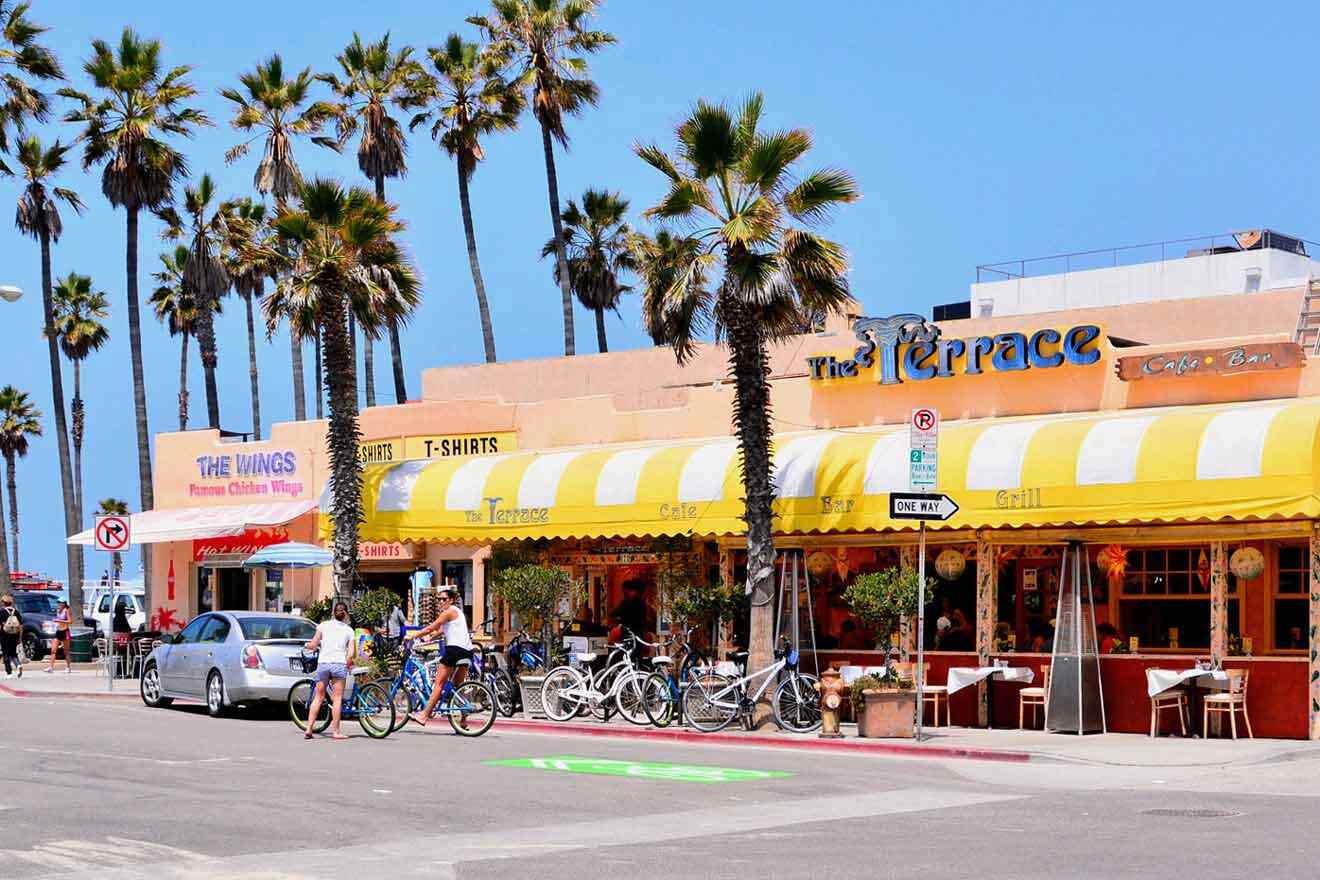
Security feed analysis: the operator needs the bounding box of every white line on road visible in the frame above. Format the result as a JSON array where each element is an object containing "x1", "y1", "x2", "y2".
[{"x1": 0, "y1": 745, "x2": 248, "y2": 767}]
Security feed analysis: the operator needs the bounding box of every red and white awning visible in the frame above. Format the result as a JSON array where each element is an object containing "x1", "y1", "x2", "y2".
[{"x1": 67, "y1": 500, "x2": 317, "y2": 546}]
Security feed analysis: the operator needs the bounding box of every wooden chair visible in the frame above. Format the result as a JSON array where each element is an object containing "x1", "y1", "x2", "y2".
[
  {"x1": 1148, "y1": 668, "x2": 1188, "y2": 737},
  {"x1": 916, "y1": 663, "x2": 948, "y2": 727},
  {"x1": 1203, "y1": 669, "x2": 1253, "y2": 739},
  {"x1": 1018, "y1": 665, "x2": 1050, "y2": 729}
]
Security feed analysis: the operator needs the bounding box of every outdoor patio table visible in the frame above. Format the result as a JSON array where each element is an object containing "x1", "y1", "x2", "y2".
[
  {"x1": 946, "y1": 665, "x2": 1035, "y2": 728},
  {"x1": 1146, "y1": 666, "x2": 1230, "y2": 736}
]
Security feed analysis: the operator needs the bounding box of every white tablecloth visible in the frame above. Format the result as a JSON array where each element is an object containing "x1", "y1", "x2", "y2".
[
  {"x1": 946, "y1": 665, "x2": 1035, "y2": 695},
  {"x1": 839, "y1": 665, "x2": 888, "y2": 685},
  {"x1": 1145, "y1": 667, "x2": 1230, "y2": 698}
]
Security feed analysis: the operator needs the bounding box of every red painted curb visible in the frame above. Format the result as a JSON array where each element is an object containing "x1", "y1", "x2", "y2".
[
  {"x1": 492, "y1": 718, "x2": 1032, "y2": 763},
  {"x1": 0, "y1": 683, "x2": 139, "y2": 700}
]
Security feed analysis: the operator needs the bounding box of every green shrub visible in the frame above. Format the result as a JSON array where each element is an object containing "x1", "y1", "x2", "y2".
[
  {"x1": 350, "y1": 588, "x2": 399, "y2": 630},
  {"x1": 490, "y1": 563, "x2": 584, "y2": 669},
  {"x1": 303, "y1": 597, "x2": 333, "y2": 624},
  {"x1": 842, "y1": 567, "x2": 934, "y2": 648}
]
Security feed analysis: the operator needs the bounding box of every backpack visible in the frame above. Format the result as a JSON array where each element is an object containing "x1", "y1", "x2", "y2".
[{"x1": 2, "y1": 609, "x2": 19, "y2": 635}]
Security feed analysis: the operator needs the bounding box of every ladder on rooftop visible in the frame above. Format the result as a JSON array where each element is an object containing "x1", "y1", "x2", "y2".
[{"x1": 1294, "y1": 278, "x2": 1320, "y2": 355}]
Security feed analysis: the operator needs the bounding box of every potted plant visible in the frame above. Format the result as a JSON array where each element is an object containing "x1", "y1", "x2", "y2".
[
  {"x1": 489, "y1": 562, "x2": 584, "y2": 716},
  {"x1": 841, "y1": 566, "x2": 932, "y2": 650},
  {"x1": 850, "y1": 667, "x2": 917, "y2": 738}
]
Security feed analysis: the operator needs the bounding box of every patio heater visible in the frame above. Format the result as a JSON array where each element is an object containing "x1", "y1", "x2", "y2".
[{"x1": 1045, "y1": 541, "x2": 1107, "y2": 734}]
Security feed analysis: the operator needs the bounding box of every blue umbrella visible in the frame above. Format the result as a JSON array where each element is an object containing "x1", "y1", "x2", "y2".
[{"x1": 242, "y1": 542, "x2": 333, "y2": 570}]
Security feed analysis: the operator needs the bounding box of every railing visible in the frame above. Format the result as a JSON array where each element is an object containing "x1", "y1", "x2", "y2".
[{"x1": 976, "y1": 229, "x2": 1319, "y2": 283}]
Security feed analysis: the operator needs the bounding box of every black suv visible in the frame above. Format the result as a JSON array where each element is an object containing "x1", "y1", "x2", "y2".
[{"x1": 11, "y1": 590, "x2": 61, "y2": 660}]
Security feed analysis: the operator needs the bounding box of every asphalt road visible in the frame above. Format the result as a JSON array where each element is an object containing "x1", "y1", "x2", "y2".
[{"x1": 2, "y1": 695, "x2": 1318, "y2": 879}]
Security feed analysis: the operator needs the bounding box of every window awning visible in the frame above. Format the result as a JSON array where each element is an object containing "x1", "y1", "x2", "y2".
[
  {"x1": 345, "y1": 398, "x2": 1320, "y2": 543},
  {"x1": 69, "y1": 500, "x2": 317, "y2": 545}
]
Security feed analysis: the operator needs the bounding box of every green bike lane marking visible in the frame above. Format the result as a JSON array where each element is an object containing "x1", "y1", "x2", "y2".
[{"x1": 485, "y1": 755, "x2": 792, "y2": 784}]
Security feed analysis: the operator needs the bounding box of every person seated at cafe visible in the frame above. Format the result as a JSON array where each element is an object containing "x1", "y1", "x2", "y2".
[
  {"x1": 564, "y1": 604, "x2": 609, "y2": 638},
  {"x1": 112, "y1": 602, "x2": 132, "y2": 634},
  {"x1": 838, "y1": 618, "x2": 870, "y2": 651},
  {"x1": 1097, "y1": 622, "x2": 1123, "y2": 654},
  {"x1": 939, "y1": 609, "x2": 975, "y2": 651}
]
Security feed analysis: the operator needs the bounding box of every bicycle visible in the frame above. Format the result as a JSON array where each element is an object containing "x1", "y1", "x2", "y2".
[
  {"x1": 286, "y1": 651, "x2": 396, "y2": 738},
  {"x1": 473, "y1": 639, "x2": 517, "y2": 717},
  {"x1": 639, "y1": 625, "x2": 712, "y2": 728},
  {"x1": 679, "y1": 639, "x2": 821, "y2": 733},
  {"x1": 539, "y1": 632, "x2": 665, "y2": 725},
  {"x1": 381, "y1": 641, "x2": 497, "y2": 737}
]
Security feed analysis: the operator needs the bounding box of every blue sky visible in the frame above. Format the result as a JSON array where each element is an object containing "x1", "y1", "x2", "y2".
[{"x1": 5, "y1": 1, "x2": 1317, "y2": 581}]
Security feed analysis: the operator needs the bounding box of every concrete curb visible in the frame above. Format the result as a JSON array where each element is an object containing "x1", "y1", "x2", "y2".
[
  {"x1": 0, "y1": 682, "x2": 140, "y2": 700},
  {"x1": 492, "y1": 718, "x2": 1034, "y2": 763}
]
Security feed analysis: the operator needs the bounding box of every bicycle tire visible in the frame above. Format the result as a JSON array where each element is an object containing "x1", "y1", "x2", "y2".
[
  {"x1": 287, "y1": 679, "x2": 331, "y2": 733},
  {"x1": 540, "y1": 666, "x2": 586, "y2": 722},
  {"x1": 389, "y1": 682, "x2": 415, "y2": 731},
  {"x1": 356, "y1": 682, "x2": 396, "y2": 739},
  {"x1": 682, "y1": 673, "x2": 738, "y2": 732},
  {"x1": 589, "y1": 664, "x2": 621, "y2": 721},
  {"x1": 613, "y1": 669, "x2": 653, "y2": 725},
  {"x1": 448, "y1": 680, "x2": 496, "y2": 737},
  {"x1": 491, "y1": 670, "x2": 517, "y2": 717},
  {"x1": 773, "y1": 673, "x2": 822, "y2": 733},
  {"x1": 635, "y1": 671, "x2": 674, "y2": 727}
]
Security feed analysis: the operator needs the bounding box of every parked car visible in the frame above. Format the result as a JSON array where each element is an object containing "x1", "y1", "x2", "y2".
[
  {"x1": 11, "y1": 590, "x2": 61, "y2": 660},
  {"x1": 85, "y1": 592, "x2": 147, "y2": 637},
  {"x1": 139, "y1": 611, "x2": 316, "y2": 717}
]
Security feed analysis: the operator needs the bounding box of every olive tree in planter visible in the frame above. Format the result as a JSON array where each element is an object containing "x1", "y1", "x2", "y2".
[
  {"x1": 657, "y1": 564, "x2": 743, "y2": 662},
  {"x1": 490, "y1": 562, "x2": 583, "y2": 716},
  {"x1": 841, "y1": 567, "x2": 932, "y2": 651},
  {"x1": 842, "y1": 567, "x2": 933, "y2": 737}
]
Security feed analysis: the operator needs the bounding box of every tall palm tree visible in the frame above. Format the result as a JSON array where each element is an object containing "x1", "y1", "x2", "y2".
[
  {"x1": 149, "y1": 245, "x2": 202, "y2": 431},
  {"x1": 61, "y1": 29, "x2": 210, "y2": 612},
  {"x1": 221, "y1": 54, "x2": 334, "y2": 423},
  {"x1": 262, "y1": 179, "x2": 419, "y2": 590},
  {"x1": 412, "y1": 34, "x2": 522, "y2": 363},
  {"x1": 320, "y1": 32, "x2": 426, "y2": 405},
  {"x1": 95, "y1": 497, "x2": 129, "y2": 580},
  {"x1": 159, "y1": 173, "x2": 230, "y2": 429},
  {"x1": 13, "y1": 134, "x2": 84, "y2": 608},
  {"x1": 0, "y1": 1, "x2": 63, "y2": 171},
  {"x1": 541, "y1": 188, "x2": 636, "y2": 353},
  {"x1": 221, "y1": 197, "x2": 277, "y2": 440},
  {"x1": 470, "y1": 0, "x2": 615, "y2": 357},
  {"x1": 635, "y1": 93, "x2": 858, "y2": 693},
  {"x1": 0, "y1": 386, "x2": 41, "y2": 572},
  {"x1": 49, "y1": 272, "x2": 109, "y2": 533}
]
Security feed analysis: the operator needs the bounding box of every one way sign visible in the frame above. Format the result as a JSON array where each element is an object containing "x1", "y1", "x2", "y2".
[{"x1": 889, "y1": 492, "x2": 960, "y2": 522}]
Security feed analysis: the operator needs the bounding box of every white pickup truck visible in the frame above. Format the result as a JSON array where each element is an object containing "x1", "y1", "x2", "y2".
[{"x1": 85, "y1": 591, "x2": 147, "y2": 636}]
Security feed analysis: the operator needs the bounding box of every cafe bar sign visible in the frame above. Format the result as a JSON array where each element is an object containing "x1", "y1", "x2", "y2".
[
  {"x1": 806, "y1": 314, "x2": 1103, "y2": 385},
  {"x1": 1116, "y1": 341, "x2": 1304, "y2": 381}
]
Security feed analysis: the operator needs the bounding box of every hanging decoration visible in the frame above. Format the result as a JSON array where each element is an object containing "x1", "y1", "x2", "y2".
[
  {"x1": 1228, "y1": 546, "x2": 1265, "y2": 581},
  {"x1": 934, "y1": 549, "x2": 966, "y2": 581},
  {"x1": 1197, "y1": 548, "x2": 1212, "y2": 590},
  {"x1": 806, "y1": 551, "x2": 836, "y2": 580}
]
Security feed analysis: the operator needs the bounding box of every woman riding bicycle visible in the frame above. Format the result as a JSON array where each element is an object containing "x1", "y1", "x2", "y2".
[{"x1": 403, "y1": 588, "x2": 472, "y2": 727}]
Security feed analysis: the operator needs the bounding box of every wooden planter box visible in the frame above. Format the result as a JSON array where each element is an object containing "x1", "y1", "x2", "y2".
[{"x1": 858, "y1": 689, "x2": 916, "y2": 738}]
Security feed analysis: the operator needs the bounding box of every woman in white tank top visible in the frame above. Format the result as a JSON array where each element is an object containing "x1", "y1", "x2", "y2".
[{"x1": 403, "y1": 588, "x2": 473, "y2": 726}]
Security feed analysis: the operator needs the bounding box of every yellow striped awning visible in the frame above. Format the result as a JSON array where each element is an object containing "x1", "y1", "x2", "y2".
[{"x1": 338, "y1": 397, "x2": 1320, "y2": 543}]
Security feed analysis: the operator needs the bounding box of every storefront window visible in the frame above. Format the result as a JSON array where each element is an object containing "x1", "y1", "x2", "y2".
[
  {"x1": 1118, "y1": 546, "x2": 1230, "y2": 650},
  {"x1": 1274, "y1": 545, "x2": 1308, "y2": 651}
]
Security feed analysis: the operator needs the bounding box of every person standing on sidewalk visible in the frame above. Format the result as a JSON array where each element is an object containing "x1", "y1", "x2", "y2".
[
  {"x1": 46, "y1": 600, "x2": 71, "y2": 673},
  {"x1": 300, "y1": 601, "x2": 356, "y2": 741},
  {"x1": 0, "y1": 594, "x2": 22, "y2": 678}
]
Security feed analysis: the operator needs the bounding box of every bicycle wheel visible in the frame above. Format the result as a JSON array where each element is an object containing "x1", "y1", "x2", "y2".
[
  {"x1": 613, "y1": 670, "x2": 654, "y2": 725},
  {"x1": 589, "y1": 665, "x2": 621, "y2": 721},
  {"x1": 773, "y1": 673, "x2": 822, "y2": 733},
  {"x1": 287, "y1": 679, "x2": 331, "y2": 733},
  {"x1": 448, "y1": 680, "x2": 497, "y2": 737},
  {"x1": 389, "y1": 682, "x2": 415, "y2": 731},
  {"x1": 356, "y1": 682, "x2": 396, "y2": 739},
  {"x1": 540, "y1": 666, "x2": 587, "y2": 722},
  {"x1": 490, "y1": 670, "x2": 517, "y2": 717},
  {"x1": 636, "y1": 671, "x2": 675, "y2": 727},
  {"x1": 682, "y1": 673, "x2": 738, "y2": 732}
]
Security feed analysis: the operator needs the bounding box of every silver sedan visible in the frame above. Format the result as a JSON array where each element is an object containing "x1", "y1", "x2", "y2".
[{"x1": 140, "y1": 611, "x2": 318, "y2": 717}]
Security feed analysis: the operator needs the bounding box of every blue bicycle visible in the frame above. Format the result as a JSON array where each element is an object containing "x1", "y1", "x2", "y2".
[
  {"x1": 383, "y1": 642, "x2": 497, "y2": 737},
  {"x1": 286, "y1": 651, "x2": 396, "y2": 738}
]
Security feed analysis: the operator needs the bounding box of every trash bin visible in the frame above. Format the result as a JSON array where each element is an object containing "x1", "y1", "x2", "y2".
[{"x1": 69, "y1": 629, "x2": 94, "y2": 663}]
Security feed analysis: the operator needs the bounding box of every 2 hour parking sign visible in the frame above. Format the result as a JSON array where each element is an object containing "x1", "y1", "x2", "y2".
[{"x1": 909, "y1": 407, "x2": 938, "y2": 490}]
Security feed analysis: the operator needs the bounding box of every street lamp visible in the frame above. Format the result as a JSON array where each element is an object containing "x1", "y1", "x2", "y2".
[{"x1": 0, "y1": 285, "x2": 21, "y2": 302}]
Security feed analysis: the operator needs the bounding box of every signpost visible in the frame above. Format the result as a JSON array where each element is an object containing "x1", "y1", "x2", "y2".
[
  {"x1": 907, "y1": 408, "x2": 942, "y2": 743},
  {"x1": 94, "y1": 514, "x2": 130, "y2": 692}
]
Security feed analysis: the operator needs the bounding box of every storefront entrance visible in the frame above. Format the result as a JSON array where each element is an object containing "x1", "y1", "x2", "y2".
[{"x1": 196, "y1": 566, "x2": 254, "y2": 613}]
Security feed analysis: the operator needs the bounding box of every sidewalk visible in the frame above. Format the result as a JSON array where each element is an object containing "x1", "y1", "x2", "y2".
[{"x1": 6, "y1": 669, "x2": 1318, "y2": 768}]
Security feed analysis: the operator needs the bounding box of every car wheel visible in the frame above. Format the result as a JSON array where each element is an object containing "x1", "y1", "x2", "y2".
[
  {"x1": 140, "y1": 663, "x2": 173, "y2": 708},
  {"x1": 205, "y1": 671, "x2": 227, "y2": 718},
  {"x1": 21, "y1": 630, "x2": 41, "y2": 662}
]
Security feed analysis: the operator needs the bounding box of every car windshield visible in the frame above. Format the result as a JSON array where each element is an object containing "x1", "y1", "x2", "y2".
[
  {"x1": 237, "y1": 617, "x2": 316, "y2": 641},
  {"x1": 15, "y1": 595, "x2": 57, "y2": 614}
]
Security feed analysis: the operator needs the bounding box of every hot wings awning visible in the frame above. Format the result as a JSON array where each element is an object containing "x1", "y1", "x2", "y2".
[{"x1": 68, "y1": 499, "x2": 317, "y2": 545}]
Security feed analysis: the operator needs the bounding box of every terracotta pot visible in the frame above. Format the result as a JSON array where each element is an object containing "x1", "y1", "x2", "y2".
[{"x1": 858, "y1": 689, "x2": 916, "y2": 738}]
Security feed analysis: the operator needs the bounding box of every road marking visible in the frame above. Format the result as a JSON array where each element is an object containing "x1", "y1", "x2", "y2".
[
  {"x1": 488, "y1": 755, "x2": 792, "y2": 784},
  {"x1": 2, "y1": 837, "x2": 208, "y2": 874},
  {"x1": 0, "y1": 745, "x2": 241, "y2": 767}
]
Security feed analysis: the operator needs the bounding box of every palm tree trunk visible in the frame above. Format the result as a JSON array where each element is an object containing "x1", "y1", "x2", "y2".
[
  {"x1": 179, "y1": 332, "x2": 190, "y2": 431},
  {"x1": 245, "y1": 288, "x2": 263, "y2": 441},
  {"x1": 5, "y1": 453, "x2": 18, "y2": 571},
  {"x1": 321, "y1": 292, "x2": 360, "y2": 594},
  {"x1": 39, "y1": 228, "x2": 83, "y2": 616},
  {"x1": 595, "y1": 307, "x2": 608, "y2": 353},
  {"x1": 539, "y1": 122, "x2": 576, "y2": 357},
  {"x1": 0, "y1": 463, "x2": 9, "y2": 593},
  {"x1": 290, "y1": 330, "x2": 306, "y2": 421},
  {"x1": 71, "y1": 359, "x2": 85, "y2": 533},
  {"x1": 314, "y1": 328, "x2": 325, "y2": 419},
  {"x1": 197, "y1": 285, "x2": 221, "y2": 429},
  {"x1": 126, "y1": 206, "x2": 154, "y2": 612},
  {"x1": 458, "y1": 161, "x2": 497, "y2": 363},
  {"x1": 362, "y1": 332, "x2": 376, "y2": 408},
  {"x1": 376, "y1": 172, "x2": 408, "y2": 403},
  {"x1": 722, "y1": 293, "x2": 776, "y2": 724}
]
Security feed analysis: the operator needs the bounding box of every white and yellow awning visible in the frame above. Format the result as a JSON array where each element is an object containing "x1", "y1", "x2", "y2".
[{"x1": 338, "y1": 398, "x2": 1320, "y2": 543}]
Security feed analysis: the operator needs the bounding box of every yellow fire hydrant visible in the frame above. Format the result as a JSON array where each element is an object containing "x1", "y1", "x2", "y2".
[{"x1": 815, "y1": 666, "x2": 846, "y2": 739}]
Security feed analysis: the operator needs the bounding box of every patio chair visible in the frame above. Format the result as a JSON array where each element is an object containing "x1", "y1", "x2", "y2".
[
  {"x1": 1019, "y1": 665, "x2": 1050, "y2": 729},
  {"x1": 1203, "y1": 668, "x2": 1253, "y2": 739},
  {"x1": 916, "y1": 663, "x2": 947, "y2": 727},
  {"x1": 1146, "y1": 668, "x2": 1188, "y2": 737}
]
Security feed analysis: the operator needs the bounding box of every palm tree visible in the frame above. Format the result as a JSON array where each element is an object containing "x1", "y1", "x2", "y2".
[
  {"x1": 0, "y1": 386, "x2": 41, "y2": 572},
  {"x1": 541, "y1": 188, "x2": 636, "y2": 353},
  {"x1": 635, "y1": 93, "x2": 859, "y2": 693},
  {"x1": 0, "y1": 1, "x2": 63, "y2": 171},
  {"x1": 13, "y1": 134, "x2": 85, "y2": 609},
  {"x1": 320, "y1": 32, "x2": 426, "y2": 406},
  {"x1": 61, "y1": 29, "x2": 210, "y2": 612},
  {"x1": 221, "y1": 54, "x2": 334, "y2": 423},
  {"x1": 262, "y1": 179, "x2": 418, "y2": 590},
  {"x1": 412, "y1": 34, "x2": 522, "y2": 363},
  {"x1": 221, "y1": 197, "x2": 277, "y2": 440},
  {"x1": 149, "y1": 245, "x2": 202, "y2": 431},
  {"x1": 49, "y1": 272, "x2": 109, "y2": 534},
  {"x1": 95, "y1": 497, "x2": 129, "y2": 580},
  {"x1": 159, "y1": 173, "x2": 230, "y2": 429},
  {"x1": 470, "y1": 0, "x2": 615, "y2": 357}
]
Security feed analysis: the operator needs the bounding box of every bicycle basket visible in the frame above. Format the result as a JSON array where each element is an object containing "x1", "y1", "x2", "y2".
[{"x1": 294, "y1": 653, "x2": 319, "y2": 674}]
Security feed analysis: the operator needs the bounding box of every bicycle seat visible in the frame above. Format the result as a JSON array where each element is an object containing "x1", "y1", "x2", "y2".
[
  {"x1": 729, "y1": 650, "x2": 749, "y2": 663},
  {"x1": 574, "y1": 652, "x2": 598, "y2": 663},
  {"x1": 651, "y1": 655, "x2": 673, "y2": 665}
]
